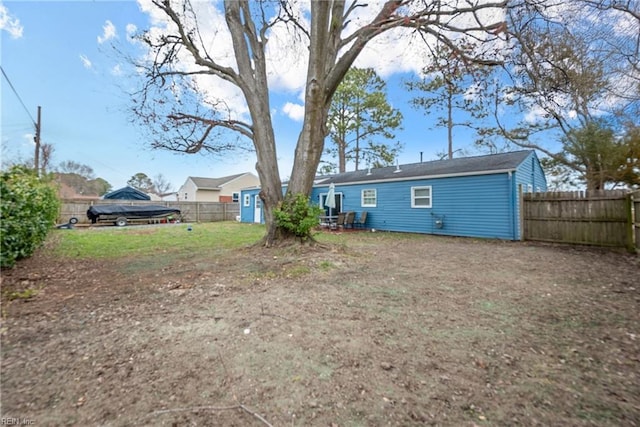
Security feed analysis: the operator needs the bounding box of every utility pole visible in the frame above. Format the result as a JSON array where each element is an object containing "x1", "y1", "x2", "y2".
[{"x1": 34, "y1": 106, "x2": 41, "y2": 175}]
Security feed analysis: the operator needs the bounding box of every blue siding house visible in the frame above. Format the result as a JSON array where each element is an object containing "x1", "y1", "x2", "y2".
[{"x1": 240, "y1": 150, "x2": 547, "y2": 240}]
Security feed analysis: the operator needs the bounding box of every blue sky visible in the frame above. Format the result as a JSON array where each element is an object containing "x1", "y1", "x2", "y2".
[{"x1": 1, "y1": 1, "x2": 483, "y2": 192}]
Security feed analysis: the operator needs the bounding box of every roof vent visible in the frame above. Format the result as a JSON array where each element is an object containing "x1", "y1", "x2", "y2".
[
  {"x1": 366, "y1": 167, "x2": 372, "y2": 176},
  {"x1": 393, "y1": 164, "x2": 402, "y2": 173}
]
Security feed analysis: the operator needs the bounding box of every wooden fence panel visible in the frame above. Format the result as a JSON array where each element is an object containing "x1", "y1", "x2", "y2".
[
  {"x1": 523, "y1": 190, "x2": 632, "y2": 249},
  {"x1": 59, "y1": 199, "x2": 239, "y2": 224}
]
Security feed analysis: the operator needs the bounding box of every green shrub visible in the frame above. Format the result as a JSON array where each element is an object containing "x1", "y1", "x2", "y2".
[
  {"x1": 1, "y1": 166, "x2": 60, "y2": 267},
  {"x1": 273, "y1": 193, "x2": 323, "y2": 240}
]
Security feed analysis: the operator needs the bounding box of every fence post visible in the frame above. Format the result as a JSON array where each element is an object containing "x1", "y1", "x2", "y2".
[
  {"x1": 518, "y1": 184, "x2": 524, "y2": 241},
  {"x1": 628, "y1": 192, "x2": 638, "y2": 253}
]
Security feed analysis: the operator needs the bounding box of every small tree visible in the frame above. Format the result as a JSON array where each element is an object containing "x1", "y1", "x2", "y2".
[
  {"x1": 545, "y1": 120, "x2": 640, "y2": 190},
  {"x1": 618, "y1": 124, "x2": 640, "y2": 189},
  {"x1": 58, "y1": 160, "x2": 95, "y2": 177},
  {"x1": 153, "y1": 174, "x2": 173, "y2": 196},
  {"x1": 55, "y1": 161, "x2": 112, "y2": 197},
  {"x1": 127, "y1": 173, "x2": 155, "y2": 194},
  {"x1": 91, "y1": 178, "x2": 112, "y2": 196},
  {"x1": 406, "y1": 45, "x2": 493, "y2": 159},
  {"x1": 326, "y1": 68, "x2": 403, "y2": 172},
  {"x1": 40, "y1": 143, "x2": 54, "y2": 175}
]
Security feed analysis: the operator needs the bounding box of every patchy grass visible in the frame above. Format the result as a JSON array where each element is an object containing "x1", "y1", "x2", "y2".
[
  {"x1": 2, "y1": 223, "x2": 639, "y2": 427},
  {"x1": 53, "y1": 222, "x2": 266, "y2": 259},
  {"x1": 5, "y1": 288, "x2": 39, "y2": 301}
]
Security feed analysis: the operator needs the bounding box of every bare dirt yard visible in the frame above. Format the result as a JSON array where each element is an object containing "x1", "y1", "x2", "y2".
[{"x1": 2, "y1": 227, "x2": 639, "y2": 426}]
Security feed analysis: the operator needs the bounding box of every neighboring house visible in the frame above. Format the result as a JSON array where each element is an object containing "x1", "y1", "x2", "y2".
[
  {"x1": 103, "y1": 186, "x2": 151, "y2": 200},
  {"x1": 178, "y1": 173, "x2": 260, "y2": 202},
  {"x1": 240, "y1": 150, "x2": 547, "y2": 240}
]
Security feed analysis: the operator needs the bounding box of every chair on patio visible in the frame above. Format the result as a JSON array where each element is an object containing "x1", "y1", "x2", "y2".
[
  {"x1": 332, "y1": 212, "x2": 346, "y2": 230},
  {"x1": 354, "y1": 211, "x2": 368, "y2": 229},
  {"x1": 343, "y1": 211, "x2": 356, "y2": 229}
]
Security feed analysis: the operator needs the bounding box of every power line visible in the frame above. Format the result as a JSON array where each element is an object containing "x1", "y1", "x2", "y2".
[{"x1": 1, "y1": 65, "x2": 36, "y2": 126}]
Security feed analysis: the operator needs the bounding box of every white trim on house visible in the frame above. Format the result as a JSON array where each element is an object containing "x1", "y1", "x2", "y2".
[
  {"x1": 361, "y1": 189, "x2": 377, "y2": 207},
  {"x1": 411, "y1": 186, "x2": 432, "y2": 208}
]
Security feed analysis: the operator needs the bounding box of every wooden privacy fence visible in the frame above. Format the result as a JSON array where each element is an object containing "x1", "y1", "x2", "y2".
[
  {"x1": 522, "y1": 190, "x2": 637, "y2": 252},
  {"x1": 59, "y1": 199, "x2": 240, "y2": 224}
]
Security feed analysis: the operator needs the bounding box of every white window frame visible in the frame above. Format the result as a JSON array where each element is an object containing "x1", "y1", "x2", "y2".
[
  {"x1": 243, "y1": 194, "x2": 251, "y2": 207},
  {"x1": 232, "y1": 192, "x2": 240, "y2": 202},
  {"x1": 361, "y1": 189, "x2": 377, "y2": 207},
  {"x1": 411, "y1": 186, "x2": 432, "y2": 208}
]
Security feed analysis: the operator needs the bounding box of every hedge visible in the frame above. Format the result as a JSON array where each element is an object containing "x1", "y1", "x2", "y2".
[{"x1": 1, "y1": 167, "x2": 60, "y2": 268}]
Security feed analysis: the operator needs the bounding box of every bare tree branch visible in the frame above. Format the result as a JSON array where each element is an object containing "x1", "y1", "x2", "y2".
[
  {"x1": 152, "y1": 0, "x2": 239, "y2": 86},
  {"x1": 167, "y1": 112, "x2": 253, "y2": 140}
]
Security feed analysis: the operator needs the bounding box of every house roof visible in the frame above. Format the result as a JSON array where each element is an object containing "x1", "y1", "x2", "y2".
[
  {"x1": 189, "y1": 173, "x2": 249, "y2": 190},
  {"x1": 102, "y1": 186, "x2": 151, "y2": 200},
  {"x1": 313, "y1": 150, "x2": 535, "y2": 186}
]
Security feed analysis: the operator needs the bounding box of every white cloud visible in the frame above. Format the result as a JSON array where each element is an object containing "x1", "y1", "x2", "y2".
[
  {"x1": 126, "y1": 23, "x2": 137, "y2": 38},
  {"x1": 264, "y1": 2, "x2": 310, "y2": 92},
  {"x1": 0, "y1": 3, "x2": 23, "y2": 39},
  {"x1": 111, "y1": 64, "x2": 123, "y2": 76},
  {"x1": 79, "y1": 54, "x2": 92, "y2": 69},
  {"x1": 282, "y1": 102, "x2": 305, "y2": 122},
  {"x1": 138, "y1": 0, "x2": 173, "y2": 27},
  {"x1": 23, "y1": 133, "x2": 34, "y2": 146},
  {"x1": 97, "y1": 20, "x2": 117, "y2": 44}
]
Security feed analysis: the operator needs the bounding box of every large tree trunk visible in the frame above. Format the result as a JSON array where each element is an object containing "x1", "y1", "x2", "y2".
[
  {"x1": 286, "y1": 2, "x2": 336, "y2": 197},
  {"x1": 253, "y1": 125, "x2": 283, "y2": 246},
  {"x1": 288, "y1": 83, "x2": 330, "y2": 196},
  {"x1": 225, "y1": 1, "x2": 284, "y2": 246}
]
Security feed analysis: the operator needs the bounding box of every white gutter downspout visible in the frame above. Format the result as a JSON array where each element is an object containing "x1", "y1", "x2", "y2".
[{"x1": 508, "y1": 171, "x2": 517, "y2": 240}]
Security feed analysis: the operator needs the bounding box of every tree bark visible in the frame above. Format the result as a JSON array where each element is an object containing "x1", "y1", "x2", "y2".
[
  {"x1": 287, "y1": 2, "x2": 337, "y2": 197},
  {"x1": 224, "y1": 1, "x2": 283, "y2": 245}
]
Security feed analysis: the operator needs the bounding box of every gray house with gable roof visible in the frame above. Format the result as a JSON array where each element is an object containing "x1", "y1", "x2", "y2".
[{"x1": 240, "y1": 150, "x2": 546, "y2": 240}]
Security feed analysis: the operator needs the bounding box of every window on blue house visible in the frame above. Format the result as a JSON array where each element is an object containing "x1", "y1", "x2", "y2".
[
  {"x1": 411, "y1": 186, "x2": 432, "y2": 208},
  {"x1": 361, "y1": 189, "x2": 376, "y2": 207},
  {"x1": 243, "y1": 194, "x2": 251, "y2": 207}
]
